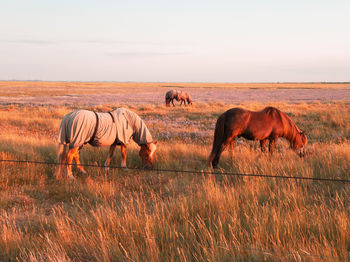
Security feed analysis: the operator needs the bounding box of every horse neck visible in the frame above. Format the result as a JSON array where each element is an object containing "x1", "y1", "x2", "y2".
[
  {"x1": 282, "y1": 114, "x2": 300, "y2": 149},
  {"x1": 132, "y1": 119, "x2": 143, "y2": 145},
  {"x1": 128, "y1": 113, "x2": 151, "y2": 145}
]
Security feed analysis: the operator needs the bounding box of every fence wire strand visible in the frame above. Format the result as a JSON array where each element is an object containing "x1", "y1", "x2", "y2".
[{"x1": 0, "y1": 158, "x2": 349, "y2": 183}]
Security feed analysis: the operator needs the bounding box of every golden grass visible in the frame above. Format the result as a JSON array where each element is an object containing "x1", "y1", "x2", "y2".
[{"x1": 0, "y1": 101, "x2": 349, "y2": 261}]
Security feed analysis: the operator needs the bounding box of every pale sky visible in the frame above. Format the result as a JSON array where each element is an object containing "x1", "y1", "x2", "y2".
[{"x1": 0, "y1": 0, "x2": 349, "y2": 82}]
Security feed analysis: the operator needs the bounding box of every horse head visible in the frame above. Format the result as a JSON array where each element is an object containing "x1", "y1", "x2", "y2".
[
  {"x1": 296, "y1": 131, "x2": 308, "y2": 157},
  {"x1": 187, "y1": 94, "x2": 193, "y2": 105},
  {"x1": 139, "y1": 141, "x2": 157, "y2": 168}
]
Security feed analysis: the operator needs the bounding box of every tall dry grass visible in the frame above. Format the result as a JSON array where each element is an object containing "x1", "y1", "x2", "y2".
[{"x1": 0, "y1": 101, "x2": 349, "y2": 261}]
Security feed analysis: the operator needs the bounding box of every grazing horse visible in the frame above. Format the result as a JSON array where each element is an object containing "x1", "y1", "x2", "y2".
[
  {"x1": 165, "y1": 89, "x2": 180, "y2": 107},
  {"x1": 178, "y1": 91, "x2": 193, "y2": 106},
  {"x1": 209, "y1": 107, "x2": 307, "y2": 168},
  {"x1": 57, "y1": 107, "x2": 157, "y2": 179}
]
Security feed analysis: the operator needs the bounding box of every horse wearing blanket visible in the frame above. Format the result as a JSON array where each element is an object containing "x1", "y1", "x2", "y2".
[
  {"x1": 165, "y1": 89, "x2": 180, "y2": 107},
  {"x1": 57, "y1": 107, "x2": 157, "y2": 179}
]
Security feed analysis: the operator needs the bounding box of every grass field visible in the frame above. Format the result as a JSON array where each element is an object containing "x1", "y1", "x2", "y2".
[
  {"x1": 1, "y1": 81, "x2": 349, "y2": 98},
  {"x1": 0, "y1": 82, "x2": 349, "y2": 261}
]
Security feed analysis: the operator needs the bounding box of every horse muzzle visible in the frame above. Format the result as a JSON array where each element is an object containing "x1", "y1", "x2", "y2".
[{"x1": 298, "y1": 147, "x2": 306, "y2": 158}]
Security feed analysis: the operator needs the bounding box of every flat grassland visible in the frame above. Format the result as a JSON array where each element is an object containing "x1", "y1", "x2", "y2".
[
  {"x1": 0, "y1": 81, "x2": 349, "y2": 261},
  {"x1": 1, "y1": 81, "x2": 350, "y2": 106}
]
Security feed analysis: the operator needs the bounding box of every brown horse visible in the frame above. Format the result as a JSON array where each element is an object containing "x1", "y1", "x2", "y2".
[
  {"x1": 57, "y1": 108, "x2": 157, "y2": 179},
  {"x1": 178, "y1": 91, "x2": 192, "y2": 106},
  {"x1": 165, "y1": 89, "x2": 180, "y2": 106},
  {"x1": 209, "y1": 107, "x2": 307, "y2": 168}
]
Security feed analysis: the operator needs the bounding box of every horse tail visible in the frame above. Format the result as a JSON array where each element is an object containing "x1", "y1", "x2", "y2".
[
  {"x1": 56, "y1": 143, "x2": 67, "y2": 178},
  {"x1": 209, "y1": 113, "x2": 226, "y2": 167},
  {"x1": 57, "y1": 144, "x2": 66, "y2": 162},
  {"x1": 165, "y1": 92, "x2": 170, "y2": 105}
]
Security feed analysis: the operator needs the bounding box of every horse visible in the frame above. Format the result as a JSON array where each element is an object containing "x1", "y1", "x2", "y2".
[
  {"x1": 165, "y1": 89, "x2": 180, "y2": 107},
  {"x1": 56, "y1": 107, "x2": 157, "y2": 179},
  {"x1": 178, "y1": 91, "x2": 193, "y2": 106},
  {"x1": 209, "y1": 106, "x2": 307, "y2": 168}
]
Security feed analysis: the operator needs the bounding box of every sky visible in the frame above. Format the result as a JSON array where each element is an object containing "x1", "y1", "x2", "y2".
[{"x1": 0, "y1": 0, "x2": 349, "y2": 82}]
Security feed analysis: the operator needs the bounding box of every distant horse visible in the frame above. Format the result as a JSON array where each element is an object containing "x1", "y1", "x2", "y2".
[
  {"x1": 57, "y1": 107, "x2": 157, "y2": 179},
  {"x1": 178, "y1": 91, "x2": 193, "y2": 106},
  {"x1": 209, "y1": 107, "x2": 307, "y2": 168},
  {"x1": 165, "y1": 90, "x2": 180, "y2": 106}
]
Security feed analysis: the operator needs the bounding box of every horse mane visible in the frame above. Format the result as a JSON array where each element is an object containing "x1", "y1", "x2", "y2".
[
  {"x1": 262, "y1": 107, "x2": 301, "y2": 148},
  {"x1": 277, "y1": 109, "x2": 302, "y2": 148}
]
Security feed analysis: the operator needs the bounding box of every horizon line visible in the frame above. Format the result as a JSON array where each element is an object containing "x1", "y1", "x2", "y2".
[{"x1": 1, "y1": 80, "x2": 350, "y2": 84}]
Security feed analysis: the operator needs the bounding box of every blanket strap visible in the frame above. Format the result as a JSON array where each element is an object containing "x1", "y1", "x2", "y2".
[
  {"x1": 109, "y1": 111, "x2": 121, "y2": 145},
  {"x1": 108, "y1": 111, "x2": 115, "y2": 123},
  {"x1": 88, "y1": 111, "x2": 99, "y2": 144}
]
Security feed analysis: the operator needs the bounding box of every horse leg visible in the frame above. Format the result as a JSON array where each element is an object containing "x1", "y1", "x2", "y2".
[
  {"x1": 73, "y1": 147, "x2": 86, "y2": 174},
  {"x1": 66, "y1": 147, "x2": 79, "y2": 179},
  {"x1": 172, "y1": 99, "x2": 175, "y2": 107},
  {"x1": 260, "y1": 139, "x2": 268, "y2": 153},
  {"x1": 229, "y1": 140, "x2": 235, "y2": 161},
  {"x1": 104, "y1": 144, "x2": 116, "y2": 171},
  {"x1": 56, "y1": 144, "x2": 67, "y2": 179},
  {"x1": 120, "y1": 144, "x2": 127, "y2": 168},
  {"x1": 269, "y1": 138, "x2": 277, "y2": 154}
]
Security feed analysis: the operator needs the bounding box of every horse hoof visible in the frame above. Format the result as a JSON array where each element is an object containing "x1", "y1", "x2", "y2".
[
  {"x1": 55, "y1": 172, "x2": 62, "y2": 179},
  {"x1": 67, "y1": 174, "x2": 76, "y2": 180}
]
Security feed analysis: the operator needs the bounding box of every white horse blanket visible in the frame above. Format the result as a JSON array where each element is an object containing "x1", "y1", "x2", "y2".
[{"x1": 58, "y1": 108, "x2": 153, "y2": 148}]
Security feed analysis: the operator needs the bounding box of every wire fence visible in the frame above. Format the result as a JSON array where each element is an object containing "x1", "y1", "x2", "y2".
[{"x1": 0, "y1": 158, "x2": 349, "y2": 184}]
